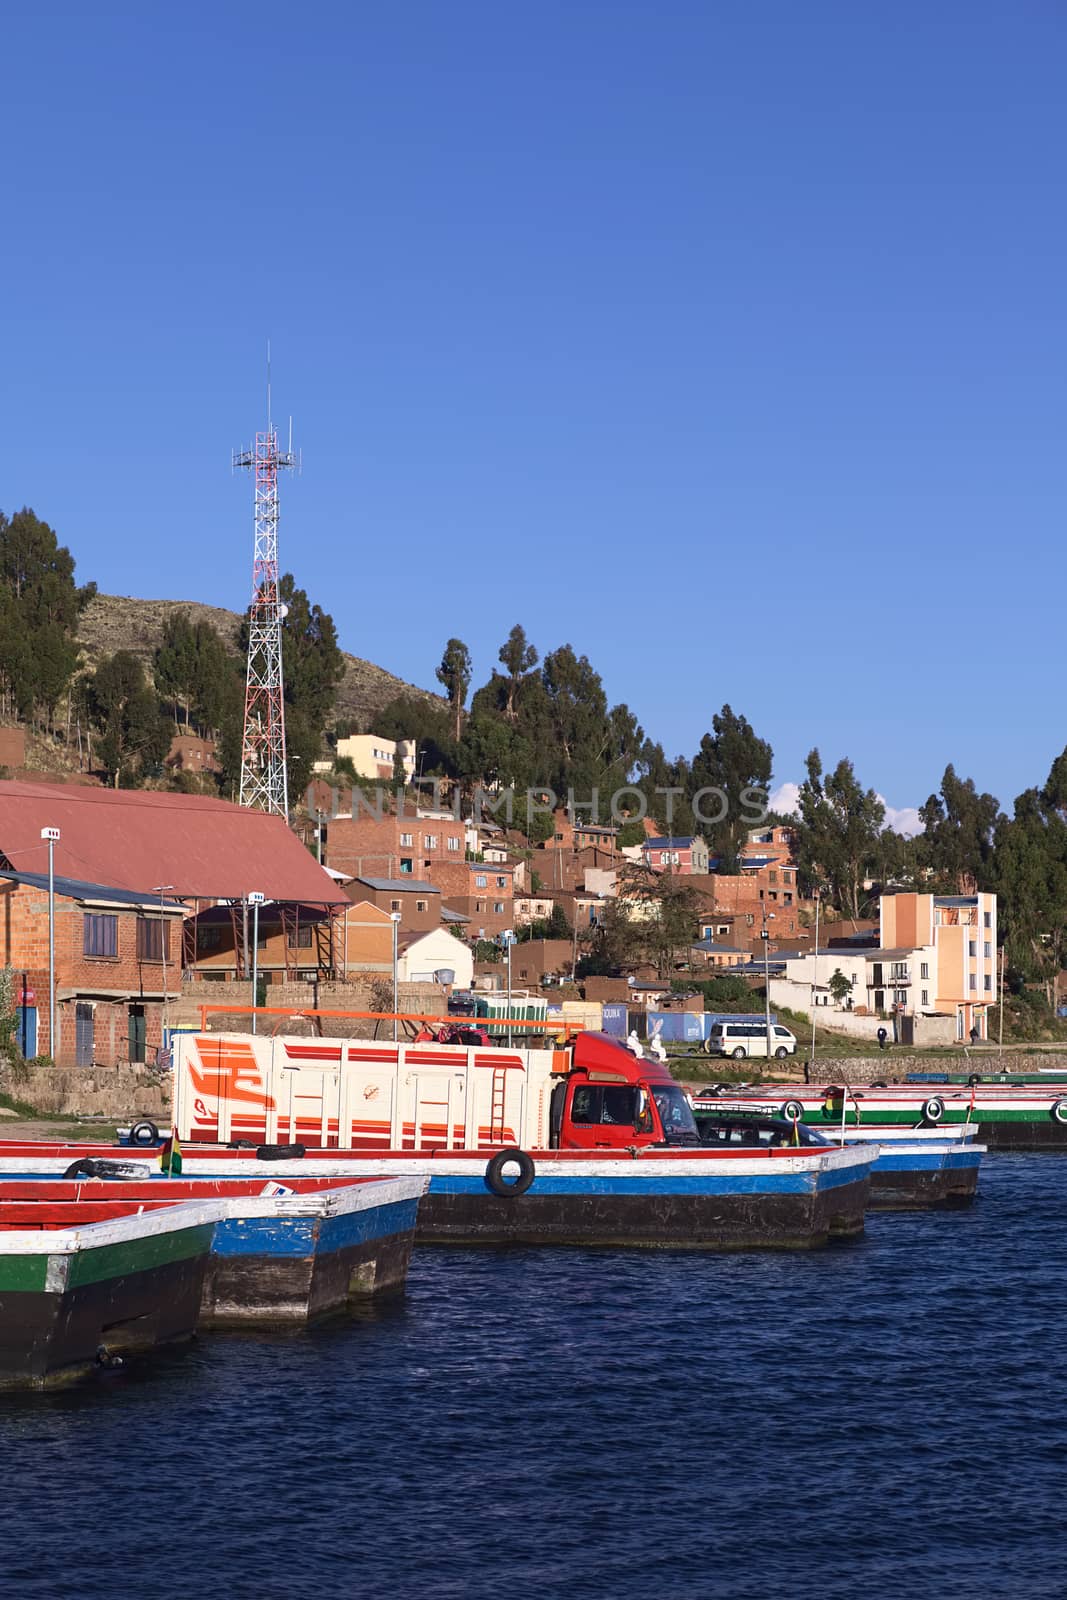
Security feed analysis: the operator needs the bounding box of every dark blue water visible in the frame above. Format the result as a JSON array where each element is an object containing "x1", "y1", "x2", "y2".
[{"x1": 2, "y1": 1155, "x2": 1065, "y2": 1599}]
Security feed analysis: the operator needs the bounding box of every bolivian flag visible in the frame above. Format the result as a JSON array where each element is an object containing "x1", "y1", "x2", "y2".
[{"x1": 159, "y1": 1132, "x2": 183, "y2": 1177}]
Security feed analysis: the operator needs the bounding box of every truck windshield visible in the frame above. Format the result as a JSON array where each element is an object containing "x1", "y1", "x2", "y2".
[{"x1": 651, "y1": 1085, "x2": 700, "y2": 1145}]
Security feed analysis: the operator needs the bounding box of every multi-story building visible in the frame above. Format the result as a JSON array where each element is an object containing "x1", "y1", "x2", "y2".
[
  {"x1": 767, "y1": 890, "x2": 998, "y2": 1040},
  {"x1": 349, "y1": 877, "x2": 441, "y2": 934},
  {"x1": 881, "y1": 891, "x2": 998, "y2": 1040},
  {"x1": 325, "y1": 811, "x2": 466, "y2": 881},
  {"x1": 642, "y1": 836, "x2": 710, "y2": 875},
  {"x1": 427, "y1": 860, "x2": 515, "y2": 941},
  {"x1": 317, "y1": 734, "x2": 417, "y2": 783},
  {"x1": 542, "y1": 809, "x2": 618, "y2": 857}
]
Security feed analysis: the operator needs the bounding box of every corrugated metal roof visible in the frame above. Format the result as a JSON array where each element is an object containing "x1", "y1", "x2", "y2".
[
  {"x1": 356, "y1": 876, "x2": 441, "y2": 894},
  {"x1": 0, "y1": 869, "x2": 184, "y2": 910},
  {"x1": 0, "y1": 780, "x2": 349, "y2": 904}
]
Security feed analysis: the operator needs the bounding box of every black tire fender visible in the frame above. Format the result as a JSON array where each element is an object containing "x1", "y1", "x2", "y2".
[
  {"x1": 255, "y1": 1143, "x2": 307, "y2": 1161},
  {"x1": 485, "y1": 1147, "x2": 536, "y2": 1198},
  {"x1": 129, "y1": 1119, "x2": 160, "y2": 1147},
  {"x1": 1051, "y1": 1099, "x2": 1067, "y2": 1126},
  {"x1": 921, "y1": 1096, "x2": 945, "y2": 1124},
  {"x1": 62, "y1": 1158, "x2": 99, "y2": 1179},
  {"x1": 780, "y1": 1099, "x2": 805, "y2": 1123}
]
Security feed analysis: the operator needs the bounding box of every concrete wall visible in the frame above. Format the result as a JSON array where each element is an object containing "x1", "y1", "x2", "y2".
[
  {"x1": 802, "y1": 1052, "x2": 1059, "y2": 1085},
  {"x1": 171, "y1": 977, "x2": 448, "y2": 1038},
  {"x1": 0, "y1": 1057, "x2": 170, "y2": 1119}
]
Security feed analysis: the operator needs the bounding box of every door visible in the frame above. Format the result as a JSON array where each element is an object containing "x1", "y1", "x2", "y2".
[
  {"x1": 75, "y1": 1003, "x2": 94, "y2": 1067},
  {"x1": 128, "y1": 1004, "x2": 146, "y2": 1064},
  {"x1": 15, "y1": 1007, "x2": 37, "y2": 1058}
]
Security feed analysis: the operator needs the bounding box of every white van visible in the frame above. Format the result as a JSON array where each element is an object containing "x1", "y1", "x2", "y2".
[{"x1": 706, "y1": 1021, "x2": 797, "y2": 1059}]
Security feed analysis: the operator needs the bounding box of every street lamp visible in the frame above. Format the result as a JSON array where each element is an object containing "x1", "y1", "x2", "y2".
[
  {"x1": 247, "y1": 893, "x2": 265, "y2": 1033},
  {"x1": 41, "y1": 828, "x2": 60, "y2": 1061},
  {"x1": 390, "y1": 911, "x2": 402, "y2": 1041},
  {"x1": 761, "y1": 909, "x2": 776, "y2": 1058},
  {"x1": 153, "y1": 884, "x2": 175, "y2": 1062}
]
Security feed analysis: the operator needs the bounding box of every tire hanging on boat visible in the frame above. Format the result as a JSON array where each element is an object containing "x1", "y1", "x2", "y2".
[
  {"x1": 129, "y1": 1119, "x2": 160, "y2": 1146},
  {"x1": 485, "y1": 1148, "x2": 536, "y2": 1197},
  {"x1": 921, "y1": 1096, "x2": 945, "y2": 1124},
  {"x1": 780, "y1": 1100, "x2": 805, "y2": 1123},
  {"x1": 255, "y1": 1143, "x2": 307, "y2": 1161},
  {"x1": 1050, "y1": 1099, "x2": 1067, "y2": 1125}
]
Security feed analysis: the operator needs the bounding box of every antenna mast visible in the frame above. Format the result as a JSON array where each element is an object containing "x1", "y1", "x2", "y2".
[{"x1": 234, "y1": 365, "x2": 297, "y2": 817}]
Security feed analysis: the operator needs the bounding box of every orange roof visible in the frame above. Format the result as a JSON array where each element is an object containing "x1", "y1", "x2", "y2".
[{"x1": 0, "y1": 781, "x2": 349, "y2": 904}]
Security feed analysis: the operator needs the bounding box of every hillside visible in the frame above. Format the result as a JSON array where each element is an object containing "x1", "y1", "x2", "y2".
[{"x1": 77, "y1": 593, "x2": 444, "y2": 730}]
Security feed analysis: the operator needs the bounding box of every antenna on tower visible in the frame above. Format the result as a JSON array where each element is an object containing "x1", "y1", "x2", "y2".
[{"x1": 233, "y1": 359, "x2": 298, "y2": 818}]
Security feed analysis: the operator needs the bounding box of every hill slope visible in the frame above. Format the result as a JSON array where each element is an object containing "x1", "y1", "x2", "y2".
[{"x1": 77, "y1": 593, "x2": 443, "y2": 730}]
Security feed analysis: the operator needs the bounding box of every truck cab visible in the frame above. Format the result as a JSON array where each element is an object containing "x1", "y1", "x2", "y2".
[{"x1": 549, "y1": 1032, "x2": 701, "y2": 1150}]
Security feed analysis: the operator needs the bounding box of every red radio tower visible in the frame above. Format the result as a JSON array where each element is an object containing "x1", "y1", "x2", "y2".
[{"x1": 233, "y1": 371, "x2": 297, "y2": 817}]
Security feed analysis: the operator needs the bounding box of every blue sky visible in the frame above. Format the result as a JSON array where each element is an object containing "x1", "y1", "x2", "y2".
[{"x1": 4, "y1": 2, "x2": 1064, "y2": 823}]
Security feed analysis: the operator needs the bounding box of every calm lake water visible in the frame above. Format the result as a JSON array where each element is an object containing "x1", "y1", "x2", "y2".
[{"x1": 2, "y1": 1154, "x2": 1065, "y2": 1599}]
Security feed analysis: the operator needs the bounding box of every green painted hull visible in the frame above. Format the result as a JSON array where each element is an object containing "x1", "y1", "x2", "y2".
[{"x1": 0, "y1": 1217, "x2": 214, "y2": 1388}]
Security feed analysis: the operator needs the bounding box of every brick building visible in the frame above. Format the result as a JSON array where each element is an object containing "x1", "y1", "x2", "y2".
[
  {"x1": 349, "y1": 877, "x2": 442, "y2": 934},
  {"x1": 427, "y1": 860, "x2": 514, "y2": 940},
  {"x1": 0, "y1": 869, "x2": 184, "y2": 1067},
  {"x1": 542, "y1": 809, "x2": 618, "y2": 857},
  {"x1": 641, "y1": 836, "x2": 711, "y2": 875},
  {"x1": 325, "y1": 810, "x2": 466, "y2": 881}
]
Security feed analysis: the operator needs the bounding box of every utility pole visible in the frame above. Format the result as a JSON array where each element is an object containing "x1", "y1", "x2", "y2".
[
  {"x1": 153, "y1": 884, "x2": 175, "y2": 1062},
  {"x1": 809, "y1": 891, "x2": 821, "y2": 1075},
  {"x1": 762, "y1": 907, "x2": 775, "y2": 1058},
  {"x1": 41, "y1": 828, "x2": 60, "y2": 1061},
  {"x1": 248, "y1": 892, "x2": 265, "y2": 1033}
]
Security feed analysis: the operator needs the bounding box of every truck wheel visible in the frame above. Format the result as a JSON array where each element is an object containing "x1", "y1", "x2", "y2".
[
  {"x1": 732, "y1": 1047, "x2": 747, "y2": 1059},
  {"x1": 774, "y1": 1047, "x2": 789, "y2": 1059},
  {"x1": 485, "y1": 1148, "x2": 536, "y2": 1197}
]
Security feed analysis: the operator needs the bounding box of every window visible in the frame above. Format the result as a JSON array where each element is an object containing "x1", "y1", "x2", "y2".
[
  {"x1": 769, "y1": 869, "x2": 777, "y2": 884},
  {"x1": 197, "y1": 926, "x2": 222, "y2": 953},
  {"x1": 136, "y1": 918, "x2": 170, "y2": 962},
  {"x1": 400, "y1": 859, "x2": 413, "y2": 874},
  {"x1": 921, "y1": 989, "x2": 929, "y2": 1005},
  {"x1": 83, "y1": 913, "x2": 117, "y2": 959},
  {"x1": 920, "y1": 962, "x2": 929, "y2": 980},
  {"x1": 784, "y1": 893, "x2": 793, "y2": 905},
  {"x1": 984, "y1": 942, "x2": 992, "y2": 959},
  {"x1": 287, "y1": 926, "x2": 313, "y2": 948},
  {"x1": 424, "y1": 834, "x2": 437, "y2": 849},
  {"x1": 496, "y1": 876, "x2": 507, "y2": 889},
  {"x1": 984, "y1": 975, "x2": 992, "y2": 992},
  {"x1": 969, "y1": 940, "x2": 977, "y2": 958},
  {"x1": 891, "y1": 962, "x2": 908, "y2": 981},
  {"x1": 447, "y1": 836, "x2": 460, "y2": 851},
  {"x1": 494, "y1": 901, "x2": 504, "y2": 914},
  {"x1": 571, "y1": 1085, "x2": 637, "y2": 1125},
  {"x1": 475, "y1": 874, "x2": 487, "y2": 888},
  {"x1": 475, "y1": 900, "x2": 485, "y2": 912},
  {"x1": 969, "y1": 974, "x2": 977, "y2": 991},
  {"x1": 984, "y1": 911, "x2": 992, "y2": 928},
  {"x1": 391, "y1": 899, "x2": 402, "y2": 911},
  {"x1": 416, "y1": 900, "x2": 427, "y2": 912},
  {"x1": 400, "y1": 832, "x2": 413, "y2": 847}
]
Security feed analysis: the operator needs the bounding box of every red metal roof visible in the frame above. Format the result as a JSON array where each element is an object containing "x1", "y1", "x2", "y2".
[{"x1": 0, "y1": 781, "x2": 349, "y2": 904}]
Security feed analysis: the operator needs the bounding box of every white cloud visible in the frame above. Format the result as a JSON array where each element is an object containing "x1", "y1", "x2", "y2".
[
  {"x1": 768, "y1": 782, "x2": 801, "y2": 816},
  {"x1": 769, "y1": 781, "x2": 922, "y2": 837},
  {"x1": 879, "y1": 800, "x2": 922, "y2": 837}
]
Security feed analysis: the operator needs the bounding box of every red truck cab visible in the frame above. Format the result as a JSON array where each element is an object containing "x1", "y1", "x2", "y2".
[{"x1": 550, "y1": 1032, "x2": 701, "y2": 1150}]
